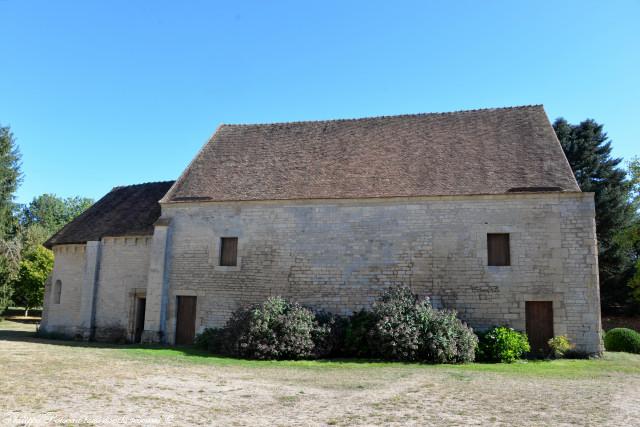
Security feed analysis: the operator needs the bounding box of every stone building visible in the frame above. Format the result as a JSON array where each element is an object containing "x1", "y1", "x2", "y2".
[{"x1": 41, "y1": 105, "x2": 602, "y2": 354}]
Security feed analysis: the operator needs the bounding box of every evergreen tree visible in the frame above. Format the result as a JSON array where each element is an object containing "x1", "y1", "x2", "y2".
[
  {"x1": 0, "y1": 125, "x2": 22, "y2": 237},
  {"x1": 628, "y1": 157, "x2": 640, "y2": 212},
  {"x1": 553, "y1": 118, "x2": 635, "y2": 310},
  {"x1": 0, "y1": 125, "x2": 22, "y2": 311}
]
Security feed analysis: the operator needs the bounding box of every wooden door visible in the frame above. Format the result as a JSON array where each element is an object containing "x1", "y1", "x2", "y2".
[
  {"x1": 525, "y1": 301, "x2": 554, "y2": 355},
  {"x1": 134, "y1": 297, "x2": 146, "y2": 343},
  {"x1": 175, "y1": 296, "x2": 197, "y2": 345}
]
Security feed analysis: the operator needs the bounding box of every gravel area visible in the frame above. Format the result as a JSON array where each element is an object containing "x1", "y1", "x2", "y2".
[{"x1": 1, "y1": 320, "x2": 639, "y2": 426}]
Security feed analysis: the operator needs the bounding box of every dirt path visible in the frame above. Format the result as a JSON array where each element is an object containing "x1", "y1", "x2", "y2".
[{"x1": 1, "y1": 321, "x2": 639, "y2": 426}]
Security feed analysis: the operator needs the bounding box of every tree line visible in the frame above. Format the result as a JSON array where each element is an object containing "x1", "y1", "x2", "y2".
[
  {"x1": 0, "y1": 117, "x2": 638, "y2": 317},
  {"x1": 0, "y1": 125, "x2": 93, "y2": 316}
]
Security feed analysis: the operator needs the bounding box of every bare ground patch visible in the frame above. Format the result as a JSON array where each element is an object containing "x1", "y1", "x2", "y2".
[{"x1": 1, "y1": 321, "x2": 639, "y2": 426}]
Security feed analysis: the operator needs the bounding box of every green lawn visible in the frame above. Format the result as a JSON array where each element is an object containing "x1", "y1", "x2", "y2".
[
  {"x1": 120, "y1": 344, "x2": 640, "y2": 378},
  {"x1": 6, "y1": 318, "x2": 640, "y2": 376}
]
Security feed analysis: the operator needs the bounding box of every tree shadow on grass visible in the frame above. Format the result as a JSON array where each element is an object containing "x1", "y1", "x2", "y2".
[
  {"x1": 0, "y1": 321, "x2": 490, "y2": 367},
  {"x1": 0, "y1": 320, "x2": 165, "y2": 350},
  {"x1": 0, "y1": 324, "x2": 403, "y2": 366},
  {"x1": 0, "y1": 325, "x2": 203, "y2": 355}
]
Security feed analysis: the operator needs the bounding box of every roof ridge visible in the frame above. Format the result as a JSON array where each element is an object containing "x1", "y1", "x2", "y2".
[
  {"x1": 220, "y1": 104, "x2": 544, "y2": 128},
  {"x1": 111, "y1": 180, "x2": 175, "y2": 191}
]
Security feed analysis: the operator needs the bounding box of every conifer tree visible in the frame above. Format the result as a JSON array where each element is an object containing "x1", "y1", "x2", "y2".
[
  {"x1": 554, "y1": 118, "x2": 634, "y2": 309},
  {"x1": 0, "y1": 125, "x2": 21, "y2": 237},
  {"x1": 0, "y1": 125, "x2": 22, "y2": 311}
]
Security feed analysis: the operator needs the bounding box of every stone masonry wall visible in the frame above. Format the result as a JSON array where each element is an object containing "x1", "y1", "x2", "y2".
[
  {"x1": 161, "y1": 193, "x2": 602, "y2": 353},
  {"x1": 93, "y1": 236, "x2": 152, "y2": 341},
  {"x1": 40, "y1": 244, "x2": 86, "y2": 337}
]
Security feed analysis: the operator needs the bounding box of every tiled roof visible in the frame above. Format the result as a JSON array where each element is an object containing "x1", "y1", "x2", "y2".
[
  {"x1": 162, "y1": 105, "x2": 579, "y2": 203},
  {"x1": 43, "y1": 181, "x2": 174, "y2": 248}
]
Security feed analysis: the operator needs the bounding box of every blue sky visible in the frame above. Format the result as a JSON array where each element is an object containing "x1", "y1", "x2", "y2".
[{"x1": 1, "y1": 0, "x2": 638, "y2": 204}]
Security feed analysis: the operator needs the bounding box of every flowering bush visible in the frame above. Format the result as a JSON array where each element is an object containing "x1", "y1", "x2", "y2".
[
  {"x1": 368, "y1": 287, "x2": 477, "y2": 363},
  {"x1": 196, "y1": 287, "x2": 479, "y2": 364},
  {"x1": 548, "y1": 335, "x2": 574, "y2": 358},
  {"x1": 196, "y1": 297, "x2": 329, "y2": 360}
]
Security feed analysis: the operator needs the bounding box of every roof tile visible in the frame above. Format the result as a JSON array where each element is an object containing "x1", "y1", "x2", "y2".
[
  {"x1": 44, "y1": 181, "x2": 174, "y2": 248},
  {"x1": 163, "y1": 105, "x2": 579, "y2": 203}
]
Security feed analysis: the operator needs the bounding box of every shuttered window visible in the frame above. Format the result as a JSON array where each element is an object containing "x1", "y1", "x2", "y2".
[
  {"x1": 219, "y1": 237, "x2": 238, "y2": 266},
  {"x1": 487, "y1": 233, "x2": 510, "y2": 266}
]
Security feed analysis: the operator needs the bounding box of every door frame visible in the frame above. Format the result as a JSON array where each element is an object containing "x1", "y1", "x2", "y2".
[
  {"x1": 127, "y1": 288, "x2": 146, "y2": 343},
  {"x1": 170, "y1": 290, "x2": 199, "y2": 344},
  {"x1": 133, "y1": 297, "x2": 146, "y2": 344},
  {"x1": 519, "y1": 294, "x2": 564, "y2": 336},
  {"x1": 175, "y1": 295, "x2": 198, "y2": 345},
  {"x1": 525, "y1": 300, "x2": 554, "y2": 356}
]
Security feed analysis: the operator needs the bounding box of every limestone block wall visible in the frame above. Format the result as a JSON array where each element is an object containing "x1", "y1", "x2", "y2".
[
  {"x1": 162, "y1": 192, "x2": 601, "y2": 353},
  {"x1": 93, "y1": 236, "x2": 152, "y2": 341},
  {"x1": 40, "y1": 244, "x2": 86, "y2": 337}
]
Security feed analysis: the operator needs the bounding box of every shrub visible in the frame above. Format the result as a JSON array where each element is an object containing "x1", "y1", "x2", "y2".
[
  {"x1": 604, "y1": 328, "x2": 640, "y2": 354},
  {"x1": 368, "y1": 286, "x2": 477, "y2": 363},
  {"x1": 195, "y1": 297, "x2": 330, "y2": 360},
  {"x1": 194, "y1": 327, "x2": 228, "y2": 352},
  {"x1": 314, "y1": 311, "x2": 349, "y2": 358},
  {"x1": 548, "y1": 335, "x2": 574, "y2": 358},
  {"x1": 369, "y1": 287, "x2": 424, "y2": 360},
  {"x1": 342, "y1": 309, "x2": 376, "y2": 357},
  {"x1": 195, "y1": 288, "x2": 478, "y2": 363},
  {"x1": 477, "y1": 326, "x2": 530, "y2": 363},
  {"x1": 417, "y1": 308, "x2": 478, "y2": 363}
]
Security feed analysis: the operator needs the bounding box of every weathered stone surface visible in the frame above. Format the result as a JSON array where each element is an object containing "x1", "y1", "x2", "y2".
[
  {"x1": 41, "y1": 192, "x2": 602, "y2": 354},
  {"x1": 41, "y1": 237, "x2": 152, "y2": 342},
  {"x1": 94, "y1": 236, "x2": 152, "y2": 342},
  {"x1": 161, "y1": 192, "x2": 601, "y2": 353},
  {"x1": 40, "y1": 244, "x2": 86, "y2": 338},
  {"x1": 141, "y1": 224, "x2": 171, "y2": 343}
]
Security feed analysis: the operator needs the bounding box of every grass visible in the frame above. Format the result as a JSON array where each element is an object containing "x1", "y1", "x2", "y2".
[
  {"x1": 118, "y1": 345, "x2": 640, "y2": 378},
  {"x1": 2, "y1": 319, "x2": 640, "y2": 425},
  {"x1": 4, "y1": 319, "x2": 639, "y2": 379}
]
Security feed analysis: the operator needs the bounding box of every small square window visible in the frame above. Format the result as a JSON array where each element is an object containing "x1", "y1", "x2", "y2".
[
  {"x1": 219, "y1": 237, "x2": 238, "y2": 266},
  {"x1": 487, "y1": 233, "x2": 510, "y2": 266}
]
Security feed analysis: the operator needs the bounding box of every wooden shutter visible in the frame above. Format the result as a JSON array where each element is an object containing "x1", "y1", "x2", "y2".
[
  {"x1": 220, "y1": 237, "x2": 238, "y2": 266},
  {"x1": 487, "y1": 233, "x2": 510, "y2": 266}
]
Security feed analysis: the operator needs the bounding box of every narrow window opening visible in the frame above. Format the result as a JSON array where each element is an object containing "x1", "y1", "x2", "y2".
[
  {"x1": 487, "y1": 233, "x2": 510, "y2": 266},
  {"x1": 54, "y1": 280, "x2": 62, "y2": 304},
  {"x1": 219, "y1": 237, "x2": 238, "y2": 266}
]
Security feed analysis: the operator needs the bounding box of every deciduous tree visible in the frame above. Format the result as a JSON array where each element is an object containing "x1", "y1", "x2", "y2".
[
  {"x1": 11, "y1": 246, "x2": 53, "y2": 316},
  {"x1": 20, "y1": 194, "x2": 93, "y2": 243}
]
